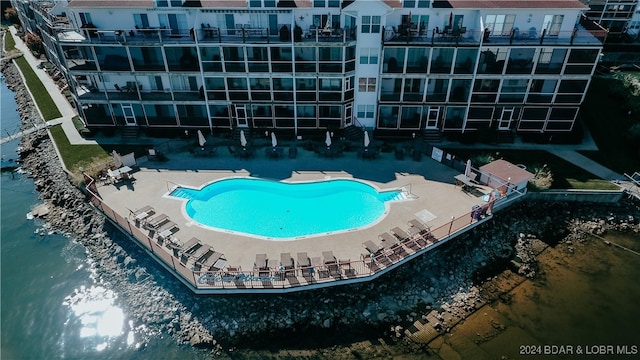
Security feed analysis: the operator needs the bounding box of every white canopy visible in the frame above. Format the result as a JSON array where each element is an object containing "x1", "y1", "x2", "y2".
[
  {"x1": 240, "y1": 130, "x2": 247, "y2": 147},
  {"x1": 197, "y1": 130, "x2": 206, "y2": 147},
  {"x1": 112, "y1": 150, "x2": 123, "y2": 168}
]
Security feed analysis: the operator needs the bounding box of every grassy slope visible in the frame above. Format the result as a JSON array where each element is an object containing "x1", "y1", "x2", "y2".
[
  {"x1": 14, "y1": 56, "x2": 62, "y2": 121},
  {"x1": 49, "y1": 125, "x2": 111, "y2": 173},
  {"x1": 4, "y1": 29, "x2": 16, "y2": 51}
]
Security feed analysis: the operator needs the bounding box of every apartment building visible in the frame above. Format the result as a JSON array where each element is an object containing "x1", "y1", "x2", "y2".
[
  {"x1": 12, "y1": 0, "x2": 606, "y2": 142},
  {"x1": 581, "y1": 0, "x2": 639, "y2": 34}
]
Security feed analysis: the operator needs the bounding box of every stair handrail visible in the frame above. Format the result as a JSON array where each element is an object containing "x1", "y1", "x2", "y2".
[
  {"x1": 165, "y1": 180, "x2": 180, "y2": 192},
  {"x1": 396, "y1": 183, "x2": 415, "y2": 197},
  {"x1": 352, "y1": 116, "x2": 364, "y2": 129}
]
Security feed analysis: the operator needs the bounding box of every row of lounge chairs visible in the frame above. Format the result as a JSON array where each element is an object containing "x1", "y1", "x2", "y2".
[
  {"x1": 253, "y1": 250, "x2": 355, "y2": 280},
  {"x1": 361, "y1": 218, "x2": 436, "y2": 269},
  {"x1": 170, "y1": 237, "x2": 228, "y2": 271},
  {"x1": 130, "y1": 207, "x2": 234, "y2": 275}
]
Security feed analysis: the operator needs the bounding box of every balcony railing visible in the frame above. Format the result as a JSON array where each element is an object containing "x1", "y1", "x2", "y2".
[
  {"x1": 58, "y1": 25, "x2": 357, "y2": 45},
  {"x1": 382, "y1": 24, "x2": 605, "y2": 46}
]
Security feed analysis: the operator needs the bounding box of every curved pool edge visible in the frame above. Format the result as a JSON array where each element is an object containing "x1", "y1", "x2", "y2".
[{"x1": 163, "y1": 176, "x2": 410, "y2": 241}]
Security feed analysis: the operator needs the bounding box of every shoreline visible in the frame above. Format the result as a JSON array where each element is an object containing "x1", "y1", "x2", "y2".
[{"x1": 3, "y1": 35, "x2": 640, "y2": 357}]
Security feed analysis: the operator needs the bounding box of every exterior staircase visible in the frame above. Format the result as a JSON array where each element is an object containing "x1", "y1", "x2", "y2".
[
  {"x1": 495, "y1": 130, "x2": 515, "y2": 143},
  {"x1": 121, "y1": 127, "x2": 139, "y2": 139},
  {"x1": 422, "y1": 129, "x2": 442, "y2": 143},
  {"x1": 342, "y1": 125, "x2": 364, "y2": 142}
]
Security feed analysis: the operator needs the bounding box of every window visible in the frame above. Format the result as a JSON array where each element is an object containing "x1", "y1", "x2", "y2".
[
  {"x1": 314, "y1": 0, "x2": 326, "y2": 7},
  {"x1": 358, "y1": 78, "x2": 376, "y2": 92},
  {"x1": 383, "y1": 47, "x2": 405, "y2": 73},
  {"x1": 485, "y1": 15, "x2": 515, "y2": 36},
  {"x1": 133, "y1": 14, "x2": 149, "y2": 28},
  {"x1": 543, "y1": 15, "x2": 564, "y2": 36},
  {"x1": 359, "y1": 48, "x2": 379, "y2": 64},
  {"x1": 361, "y1": 16, "x2": 381, "y2": 33},
  {"x1": 357, "y1": 105, "x2": 375, "y2": 118},
  {"x1": 79, "y1": 12, "x2": 92, "y2": 26},
  {"x1": 406, "y1": 48, "x2": 429, "y2": 73},
  {"x1": 403, "y1": 0, "x2": 416, "y2": 7}
]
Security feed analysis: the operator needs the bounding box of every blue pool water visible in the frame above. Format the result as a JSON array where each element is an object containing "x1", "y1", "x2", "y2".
[{"x1": 170, "y1": 178, "x2": 402, "y2": 239}]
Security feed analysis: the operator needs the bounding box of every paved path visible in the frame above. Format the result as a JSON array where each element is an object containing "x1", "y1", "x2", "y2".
[
  {"x1": 548, "y1": 149, "x2": 624, "y2": 181},
  {"x1": 7, "y1": 26, "x2": 96, "y2": 146}
]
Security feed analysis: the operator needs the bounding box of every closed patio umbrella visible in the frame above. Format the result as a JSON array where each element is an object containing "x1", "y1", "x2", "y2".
[
  {"x1": 271, "y1": 132, "x2": 277, "y2": 148},
  {"x1": 112, "y1": 150, "x2": 123, "y2": 168},
  {"x1": 240, "y1": 130, "x2": 247, "y2": 147},
  {"x1": 364, "y1": 130, "x2": 370, "y2": 148},
  {"x1": 197, "y1": 130, "x2": 206, "y2": 147},
  {"x1": 325, "y1": 131, "x2": 332, "y2": 148},
  {"x1": 465, "y1": 159, "x2": 472, "y2": 177},
  {"x1": 324, "y1": 13, "x2": 332, "y2": 31}
]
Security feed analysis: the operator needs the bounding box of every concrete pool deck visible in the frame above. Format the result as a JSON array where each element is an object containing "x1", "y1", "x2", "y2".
[{"x1": 92, "y1": 145, "x2": 504, "y2": 293}]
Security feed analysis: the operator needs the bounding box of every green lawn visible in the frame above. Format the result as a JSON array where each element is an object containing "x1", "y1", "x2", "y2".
[
  {"x1": 444, "y1": 149, "x2": 620, "y2": 190},
  {"x1": 4, "y1": 30, "x2": 15, "y2": 51},
  {"x1": 14, "y1": 56, "x2": 62, "y2": 121},
  {"x1": 49, "y1": 125, "x2": 152, "y2": 178},
  {"x1": 579, "y1": 76, "x2": 640, "y2": 175},
  {"x1": 49, "y1": 125, "x2": 111, "y2": 174}
]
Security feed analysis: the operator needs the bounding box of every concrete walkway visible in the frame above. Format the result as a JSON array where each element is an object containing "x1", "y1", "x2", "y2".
[
  {"x1": 7, "y1": 26, "x2": 96, "y2": 146},
  {"x1": 548, "y1": 149, "x2": 624, "y2": 181}
]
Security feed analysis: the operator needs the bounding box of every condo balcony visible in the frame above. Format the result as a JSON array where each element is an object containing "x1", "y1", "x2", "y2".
[
  {"x1": 57, "y1": 24, "x2": 356, "y2": 46},
  {"x1": 382, "y1": 23, "x2": 606, "y2": 47}
]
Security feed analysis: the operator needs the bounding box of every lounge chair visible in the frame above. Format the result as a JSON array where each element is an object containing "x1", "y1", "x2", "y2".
[
  {"x1": 390, "y1": 227, "x2": 411, "y2": 241},
  {"x1": 195, "y1": 249, "x2": 214, "y2": 268},
  {"x1": 280, "y1": 252, "x2": 294, "y2": 269},
  {"x1": 379, "y1": 232, "x2": 399, "y2": 249},
  {"x1": 178, "y1": 237, "x2": 200, "y2": 253},
  {"x1": 408, "y1": 219, "x2": 430, "y2": 233},
  {"x1": 254, "y1": 253, "x2": 268, "y2": 270},
  {"x1": 187, "y1": 244, "x2": 211, "y2": 265},
  {"x1": 297, "y1": 252, "x2": 311, "y2": 276},
  {"x1": 157, "y1": 221, "x2": 178, "y2": 240},
  {"x1": 322, "y1": 251, "x2": 336, "y2": 265},
  {"x1": 199, "y1": 251, "x2": 223, "y2": 270},
  {"x1": 146, "y1": 213, "x2": 169, "y2": 229},
  {"x1": 131, "y1": 205, "x2": 155, "y2": 222}
]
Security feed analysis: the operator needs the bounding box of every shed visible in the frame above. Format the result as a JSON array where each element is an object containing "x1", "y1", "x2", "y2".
[{"x1": 479, "y1": 159, "x2": 534, "y2": 194}]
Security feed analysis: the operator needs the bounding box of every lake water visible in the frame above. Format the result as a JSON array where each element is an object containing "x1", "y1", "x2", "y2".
[
  {"x1": 0, "y1": 74, "x2": 204, "y2": 359},
  {"x1": 2, "y1": 71, "x2": 639, "y2": 359}
]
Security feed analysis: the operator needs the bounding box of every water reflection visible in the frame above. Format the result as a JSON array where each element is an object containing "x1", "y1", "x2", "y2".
[{"x1": 63, "y1": 285, "x2": 128, "y2": 351}]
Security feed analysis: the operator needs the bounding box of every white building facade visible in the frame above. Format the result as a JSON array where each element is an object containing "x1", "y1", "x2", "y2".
[{"x1": 19, "y1": 0, "x2": 607, "y2": 142}]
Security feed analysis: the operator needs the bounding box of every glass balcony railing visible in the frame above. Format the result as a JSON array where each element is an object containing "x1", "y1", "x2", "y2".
[{"x1": 57, "y1": 25, "x2": 357, "y2": 45}]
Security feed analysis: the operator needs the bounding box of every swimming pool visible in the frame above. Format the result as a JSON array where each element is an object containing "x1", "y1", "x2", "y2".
[{"x1": 169, "y1": 178, "x2": 404, "y2": 239}]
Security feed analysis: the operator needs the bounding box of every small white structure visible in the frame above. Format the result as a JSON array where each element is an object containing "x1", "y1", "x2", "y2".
[{"x1": 479, "y1": 159, "x2": 534, "y2": 194}]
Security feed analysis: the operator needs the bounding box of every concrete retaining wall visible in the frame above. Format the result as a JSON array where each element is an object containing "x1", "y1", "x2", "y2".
[{"x1": 526, "y1": 189, "x2": 625, "y2": 203}]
